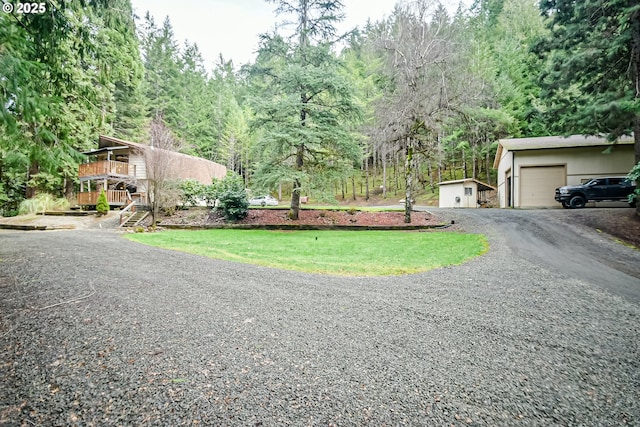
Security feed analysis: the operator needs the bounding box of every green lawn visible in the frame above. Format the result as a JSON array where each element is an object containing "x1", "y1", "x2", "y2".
[{"x1": 125, "y1": 229, "x2": 487, "y2": 276}]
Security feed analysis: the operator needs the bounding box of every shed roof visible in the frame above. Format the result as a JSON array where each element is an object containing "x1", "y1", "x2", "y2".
[{"x1": 438, "y1": 178, "x2": 496, "y2": 192}]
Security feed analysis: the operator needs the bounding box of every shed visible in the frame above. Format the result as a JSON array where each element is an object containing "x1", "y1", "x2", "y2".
[
  {"x1": 493, "y1": 134, "x2": 635, "y2": 208},
  {"x1": 438, "y1": 178, "x2": 496, "y2": 208}
]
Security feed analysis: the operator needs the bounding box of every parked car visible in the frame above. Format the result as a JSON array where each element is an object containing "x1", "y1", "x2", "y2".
[
  {"x1": 248, "y1": 195, "x2": 279, "y2": 206},
  {"x1": 554, "y1": 176, "x2": 636, "y2": 208}
]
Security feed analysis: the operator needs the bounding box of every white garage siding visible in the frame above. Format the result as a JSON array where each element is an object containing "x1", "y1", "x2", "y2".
[
  {"x1": 519, "y1": 165, "x2": 566, "y2": 207},
  {"x1": 493, "y1": 135, "x2": 635, "y2": 208}
]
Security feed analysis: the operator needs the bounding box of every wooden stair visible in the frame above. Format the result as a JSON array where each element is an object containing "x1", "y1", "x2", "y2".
[{"x1": 119, "y1": 210, "x2": 149, "y2": 227}]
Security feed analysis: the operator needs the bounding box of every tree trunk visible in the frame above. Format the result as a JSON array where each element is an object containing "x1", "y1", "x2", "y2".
[
  {"x1": 472, "y1": 148, "x2": 478, "y2": 179},
  {"x1": 289, "y1": 143, "x2": 304, "y2": 220},
  {"x1": 64, "y1": 176, "x2": 74, "y2": 200},
  {"x1": 631, "y1": 5, "x2": 640, "y2": 216},
  {"x1": 350, "y1": 174, "x2": 355, "y2": 200},
  {"x1": 404, "y1": 138, "x2": 413, "y2": 223},
  {"x1": 462, "y1": 150, "x2": 467, "y2": 179},
  {"x1": 486, "y1": 150, "x2": 492, "y2": 186},
  {"x1": 365, "y1": 157, "x2": 370, "y2": 201},
  {"x1": 382, "y1": 154, "x2": 387, "y2": 199},
  {"x1": 394, "y1": 151, "x2": 399, "y2": 195},
  {"x1": 25, "y1": 162, "x2": 39, "y2": 199},
  {"x1": 634, "y1": 117, "x2": 640, "y2": 217}
]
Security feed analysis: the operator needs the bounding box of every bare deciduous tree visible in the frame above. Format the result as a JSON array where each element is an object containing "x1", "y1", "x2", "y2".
[
  {"x1": 370, "y1": 0, "x2": 458, "y2": 222},
  {"x1": 144, "y1": 117, "x2": 183, "y2": 226}
]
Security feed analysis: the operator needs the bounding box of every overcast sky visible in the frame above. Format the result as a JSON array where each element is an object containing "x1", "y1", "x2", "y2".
[{"x1": 130, "y1": 0, "x2": 471, "y2": 70}]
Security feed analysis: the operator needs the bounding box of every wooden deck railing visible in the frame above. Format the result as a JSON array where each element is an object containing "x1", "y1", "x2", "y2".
[
  {"x1": 78, "y1": 190, "x2": 130, "y2": 206},
  {"x1": 79, "y1": 160, "x2": 131, "y2": 178}
]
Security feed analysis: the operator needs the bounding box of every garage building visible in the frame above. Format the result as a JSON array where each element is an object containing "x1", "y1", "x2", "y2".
[{"x1": 493, "y1": 134, "x2": 635, "y2": 208}]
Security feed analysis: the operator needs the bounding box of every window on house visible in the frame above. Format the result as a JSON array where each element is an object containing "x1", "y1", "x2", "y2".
[{"x1": 464, "y1": 187, "x2": 473, "y2": 196}]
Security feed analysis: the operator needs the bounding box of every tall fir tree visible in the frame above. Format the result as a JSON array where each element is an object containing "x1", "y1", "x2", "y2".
[
  {"x1": 250, "y1": 0, "x2": 362, "y2": 219},
  {"x1": 0, "y1": 0, "x2": 144, "y2": 211},
  {"x1": 536, "y1": 0, "x2": 640, "y2": 160}
]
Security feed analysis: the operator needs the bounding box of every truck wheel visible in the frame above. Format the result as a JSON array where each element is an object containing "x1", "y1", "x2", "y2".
[{"x1": 569, "y1": 195, "x2": 586, "y2": 209}]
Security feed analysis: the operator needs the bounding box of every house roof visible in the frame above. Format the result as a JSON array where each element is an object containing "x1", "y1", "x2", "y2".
[
  {"x1": 493, "y1": 134, "x2": 634, "y2": 169},
  {"x1": 438, "y1": 178, "x2": 496, "y2": 192},
  {"x1": 90, "y1": 135, "x2": 228, "y2": 184},
  {"x1": 82, "y1": 146, "x2": 129, "y2": 155},
  {"x1": 99, "y1": 135, "x2": 150, "y2": 151}
]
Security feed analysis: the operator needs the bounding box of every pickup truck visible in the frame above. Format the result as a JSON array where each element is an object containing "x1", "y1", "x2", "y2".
[{"x1": 554, "y1": 176, "x2": 636, "y2": 208}]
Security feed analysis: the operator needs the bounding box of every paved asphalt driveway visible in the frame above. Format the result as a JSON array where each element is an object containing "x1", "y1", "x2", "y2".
[{"x1": 0, "y1": 209, "x2": 638, "y2": 425}]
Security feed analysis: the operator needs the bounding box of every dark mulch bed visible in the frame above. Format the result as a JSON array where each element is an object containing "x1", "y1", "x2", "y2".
[{"x1": 158, "y1": 208, "x2": 442, "y2": 228}]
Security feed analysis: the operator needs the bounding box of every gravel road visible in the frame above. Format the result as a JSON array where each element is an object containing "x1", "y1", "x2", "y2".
[{"x1": 1, "y1": 209, "x2": 639, "y2": 426}]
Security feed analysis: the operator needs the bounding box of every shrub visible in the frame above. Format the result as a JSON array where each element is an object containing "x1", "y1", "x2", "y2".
[
  {"x1": 202, "y1": 183, "x2": 219, "y2": 208},
  {"x1": 96, "y1": 189, "x2": 110, "y2": 216},
  {"x1": 18, "y1": 193, "x2": 69, "y2": 215},
  {"x1": 216, "y1": 172, "x2": 248, "y2": 221},
  {"x1": 179, "y1": 179, "x2": 204, "y2": 207}
]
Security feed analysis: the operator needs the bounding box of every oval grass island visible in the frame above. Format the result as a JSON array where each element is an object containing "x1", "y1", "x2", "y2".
[{"x1": 125, "y1": 229, "x2": 488, "y2": 276}]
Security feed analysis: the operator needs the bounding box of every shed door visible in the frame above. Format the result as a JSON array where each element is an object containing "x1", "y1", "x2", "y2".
[{"x1": 520, "y1": 165, "x2": 566, "y2": 207}]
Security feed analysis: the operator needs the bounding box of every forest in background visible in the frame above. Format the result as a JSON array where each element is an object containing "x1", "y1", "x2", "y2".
[{"x1": 1, "y1": 0, "x2": 638, "y2": 216}]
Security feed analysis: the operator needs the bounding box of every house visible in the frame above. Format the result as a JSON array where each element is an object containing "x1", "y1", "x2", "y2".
[
  {"x1": 493, "y1": 134, "x2": 635, "y2": 208},
  {"x1": 78, "y1": 135, "x2": 227, "y2": 207},
  {"x1": 438, "y1": 178, "x2": 496, "y2": 208}
]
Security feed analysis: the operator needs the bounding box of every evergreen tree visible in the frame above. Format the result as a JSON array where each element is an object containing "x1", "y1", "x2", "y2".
[
  {"x1": 536, "y1": 0, "x2": 640, "y2": 160},
  {"x1": 140, "y1": 14, "x2": 182, "y2": 124},
  {"x1": 96, "y1": 0, "x2": 146, "y2": 141},
  {"x1": 250, "y1": 0, "x2": 362, "y2": 220},
  {"x1": 96, "y1": 189, "x2": 110, "y2": 215},
  {"x1": 175, "y1": 42, "x2": 214, "y2": 153},
  {"x1": 0, "y1": 0, "x2": 144, "y2": 212}
]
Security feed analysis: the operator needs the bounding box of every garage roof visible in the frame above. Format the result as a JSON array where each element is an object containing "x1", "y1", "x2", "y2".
[{"x1": 499, "y1": 134, "x2": 634, "y2": 151}]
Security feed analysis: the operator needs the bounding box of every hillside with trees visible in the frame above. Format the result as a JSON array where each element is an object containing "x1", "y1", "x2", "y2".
[{"x1": 1, "y1": 0, "x2": 638, "y2": 218}]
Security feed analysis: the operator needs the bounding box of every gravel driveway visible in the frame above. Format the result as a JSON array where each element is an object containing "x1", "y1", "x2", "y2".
[{"x1": 1, "y1": 209, "x2": 639, "y2": 426}]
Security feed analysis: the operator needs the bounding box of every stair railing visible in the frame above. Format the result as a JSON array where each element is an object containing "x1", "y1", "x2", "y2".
[{"x1": 119, "y1": 200, "x2": 137, "y2": 226}]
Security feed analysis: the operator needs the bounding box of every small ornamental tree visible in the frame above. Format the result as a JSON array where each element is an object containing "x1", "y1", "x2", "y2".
[{"x1": 96, "y1": 189, "x2": 110, "y2": 216}]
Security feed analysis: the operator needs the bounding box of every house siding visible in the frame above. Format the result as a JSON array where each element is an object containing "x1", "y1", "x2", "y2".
[{"x1": 78, "y1": 135, "x2": 229, "y2": 206}]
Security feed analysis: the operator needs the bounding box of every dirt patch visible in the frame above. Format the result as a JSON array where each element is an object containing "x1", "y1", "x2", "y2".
[
  {"x1": 0, "y1": 211, "x2": 119, "y2": 230},
  {"x1": 157, "y1": 208, "x2": 442, "y2": 228},
  {"x1": 552, "y1": 208, "x2": 640, "y2": 248}
]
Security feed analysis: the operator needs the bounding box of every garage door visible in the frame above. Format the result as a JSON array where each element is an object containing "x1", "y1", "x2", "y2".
[{"x1": 520, "y1": 165, "x2": 566, "y2": 207}]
